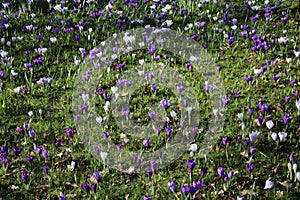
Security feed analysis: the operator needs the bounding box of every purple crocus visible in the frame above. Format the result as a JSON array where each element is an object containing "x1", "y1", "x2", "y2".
[
  {"x1": 181, "y1": 185, "x2": 190, "y2": 196},
  {"x1": 82, "y1": 183, "x2": 89, "y2": 193},
  {"x1": 187, "y1": 159, "x2": 196, "y2": 171},
  {"x1": 35, "y1": 146, "x2": 43, "y2": 154},
  {"x1": 290, "y1": 154, "x2": 296, "y2": 164},
  {"x1": 167, "y1": 181, "x2": 176, "y2": 193},
  {"x1": 13, "y1": 147, "x2": 22, "y2": 156},
  {"x1": 55, "y1": 140, "x2": 64, "y2": 147},
  {"x1": 222, "y1": 137, "x2": 228, "y2": 146},
  {"x1": 250, "y1": 146, "x2": 256, "y2": 155},
  {"x1": 20, "y1": 172, "x2": 29, "y2": 181},
  {"x1": 93, "y1": 171, "x2": 100, "y2": 182},
  {"x1": 282, "y1": 113, "x2": 292, "y2": 124},
  {"x1": 66, "y1": 128, "x2": 74, "y2": 138},
  {"x1": 143, "y1": 139, "x2": 150, "y2": 147},
  {"x1": 26, "y1": 156, "x2": 34, "y2": 163},
  {"x1": 247, "y1": 163, "x2": 255, "y2": 174},
  {"x1": 217, "y1": 167, "x2": 225, "y2": 177}
]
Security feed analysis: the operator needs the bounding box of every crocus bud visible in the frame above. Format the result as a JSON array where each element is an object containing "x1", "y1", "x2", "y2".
[
  {"x1": 293, "y1": 163, "x2": 297, "y2": 174},
  {"x1": 288, "y1": 162, "x2": 292, "y2": 172}
]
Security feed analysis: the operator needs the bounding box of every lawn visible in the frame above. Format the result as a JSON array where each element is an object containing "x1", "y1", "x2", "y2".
[{"x1": 0, "y1": 0, "x2": 300, "y2": 199}]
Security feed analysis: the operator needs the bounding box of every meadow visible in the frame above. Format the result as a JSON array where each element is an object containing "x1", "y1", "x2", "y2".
[{"x1": 0, "y1": 0, "x2": 300, "y2": 199}]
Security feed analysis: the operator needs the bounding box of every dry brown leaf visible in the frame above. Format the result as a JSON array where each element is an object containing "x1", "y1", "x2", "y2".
[
  {"x1": 241, "y1": 190, "x2": 257, "y2": 196},
  {"x1": 240, "y1": 151, "x2": 249, "y2": 158},
  {"x1": 65, "y1": 182, "x2": 78, "y2": 188}
]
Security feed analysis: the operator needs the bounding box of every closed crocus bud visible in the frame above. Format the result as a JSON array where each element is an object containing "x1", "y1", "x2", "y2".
[
  {"x1": 250, "y1": 146, "x2": 256, "y2": 155},
  {"x1": 264, "y1": 179, "x2": 274, "y2": 190},
  {"x1": 187, "y1": 159, "x2": 196, "y2": 171},
  {"x1": 296, "y1": 172, "x2": 300, "y2": 181},
  {"x1": 288, "y1": 163, "x2": 292, "y2": 172},
  {"x1": 82, "y1": 183, "x2": 89, "y2": 193},
  {"x1": 271, "y1": 132, "x2": 277, "y2": 141},
  {"x1": 290, "y1": 154, "x2": 296, "y2": 164},
  {"x1": 293, "y1": 164, "x2": 297, "y2": 174},
  {"x1": 237, "y1": 113, "x2": 243, "y2": 120}
]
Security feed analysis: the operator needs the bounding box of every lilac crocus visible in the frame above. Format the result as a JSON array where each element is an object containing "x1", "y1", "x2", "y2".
[
  {"x1": 167, "y1": 181, "x2": 176, "y2": 193},
  {"x1": 222, "y1": 137, "x2": 228, "y2": 146},
  {"x1": 249, "y1": 131, "x2": 260, "y2": 142},
  {"x1": 250, "y1": 146, "x2": 256, "y2": 155},
  {"x1": 264, "y1": 180, "x2": 274, "y2": 190},
  {"x1": 217, "y1": 167, "x2": 225, "y2": 177},
  {"x1": 143, "y1": 139, "x2": 150, "y2": 147}
]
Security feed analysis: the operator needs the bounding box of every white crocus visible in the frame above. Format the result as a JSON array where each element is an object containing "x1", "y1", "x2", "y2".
[
  {"x1": 264, "y1": 179, "x2": 274, "y2": 190},
  {"x1": 237, "y1": 113, "x2": 243, "y2": 120},
  {"x1": 278, "y1": 132, "x2": 287, "y2": 142},
  {"x1": 100, "y1": 152, "x2": 108, "y2": 163},
  {"x1": 271, "y1": 132, "x2": 277, "y2": 141},
  {"x1": 266, "y1": 120, "x2": 274, "y2": 130},
  {"x1": 296, "y1": 172, "x2": 300, "y2": 181},
  {"x1": 170, "y1": 110, "x2": 177, "y2": 118},
  {"x1": 293, "y1": 164, "x2": 298, "y2": 174}
]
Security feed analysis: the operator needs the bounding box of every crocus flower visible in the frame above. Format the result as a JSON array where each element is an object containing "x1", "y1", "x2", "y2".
[
  {"x1": 55, "y1": 140, "x2": 64, "y2": 147},
  {"x1": 42, "y1": 150, "x2": 49, "y2": 159},
  {"x1": 237, "y1": 196, "x2": 245, "y2": 200},
  {"x1": 167, "y1": 181, "x2": 176, "y2": 193},
  {"x1": 82, "y1": 183, "x2": 89, "y2": 193},
  {"x1": 278, "y1": 132, "x2": 287, "y2": 142},
  {"x1": 143, "y1": 196, "x2": 152, "y2": 200},
  {"x1": 271, "y1": 132, "x2": 277, "y2": 141},
  {"x1": 26, "y1": 156, "x2": 34, "y2": 163},
  {"x1": 41, "y1": 166, "x2": 48, "y2": 175},
  {"x1": 217, "y1": 167, "x2": 225, "y2": 177},
  {"x1": 187, "y1": 159, "x2": 196, "y2": 171},
  {"x1": 290, "y1": 154, "x2": 296, "y2": 164},
  {"x1": 247, "y1": 163, "x2": 255, "y2": 174},
  {"x1": 266, "y1": 120, "x2": 274, "y2": 129},
  {"x1": 250, "y1": 146, "x2": 256, "y2": 155},
  {"x1": 35, "y1": 146, "x2": 43, "y2": 154},
  {"x1": 296, "y1": 172, "x2": 300, "y2": 181},
  {"x1": 264, "y1": 179, "x2": 274, "y2": 190},
  {"x1": 222, "y1": 137, "x2": 228, "y2": 146},
  {"x1": 146, "y1": 169, "x2": 152, "y2": 178},
  {"x1": 181, "y1": 185, "x2": 190, "y2": 196},
  {"x1": 282, "y1": 113, "x2": 292, "y2": 124},
  {"x1": 249, "y1": 131, "x2": 260, "y2": 142},
  {"x1": 248, "y1": 108, "x2": 253, "y2": 116},
  {"x1": 143, "y1": 139, "x2": 150, "y2": 147},
  {"x1": 93, "y1": 171, "x2": 100, "y2": 182},
  {"x1": 20, "y1": 172, "x2": 29, "y2": 181},
  {"x1": 13, "y1": 147, "x2": 22, "y2": 156},
  {"x1": 90, "y1": 184, "x2": 96, "y2": 192},
  {"x1": 66, "y1": 128, "x2": 74, "y2": 138},
  {"x1": 150, "y1": 159, "x2": 156, "y2": 170}
]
